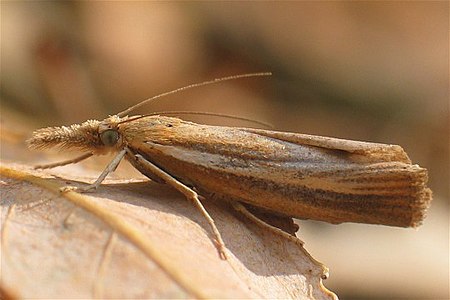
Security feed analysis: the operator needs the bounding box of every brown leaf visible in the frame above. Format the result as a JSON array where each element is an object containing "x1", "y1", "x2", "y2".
[{"x1": 0, "y1": 162, "x2": 337, "y2": 299}]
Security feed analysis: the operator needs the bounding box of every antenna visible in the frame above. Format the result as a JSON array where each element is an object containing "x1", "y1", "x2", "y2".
[
  {"x1": 151, "y1": 111, "x2": 273, "y2": 128},
  {"x1": 116, "y1": 72, "x2": 272, "y2": 117},
  {"x1": 117, "y1": 111, "x2": 273, "y2": 129}
]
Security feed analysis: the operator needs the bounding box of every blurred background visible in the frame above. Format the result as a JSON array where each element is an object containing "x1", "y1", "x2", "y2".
[{"x1": 1, "y1": 2, "x2": 448, "y2": 299}]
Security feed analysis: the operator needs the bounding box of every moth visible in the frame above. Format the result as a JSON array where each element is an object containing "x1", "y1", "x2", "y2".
[{"x1": 27, "y1": 73, "x2": 432, "y2": 259}]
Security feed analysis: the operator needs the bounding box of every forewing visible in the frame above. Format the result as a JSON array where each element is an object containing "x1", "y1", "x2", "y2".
[
  {"x1": 123, "y1": 119, "x2": 431, "y2": 227},
  {"x1": 242, "y1": 128, "x2": 411, "y2": 163}
]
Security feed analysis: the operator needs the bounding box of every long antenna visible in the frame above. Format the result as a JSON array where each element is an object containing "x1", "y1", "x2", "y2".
[
  {"x1": 151, "y1": 111, "x2": 273, "y2": 128},
  {"x1": 118, "y1": 111, "x2": 274, "y2": 128},
  {"x1": 116, "y1": 72, "x2": 272, "y2": 117}
]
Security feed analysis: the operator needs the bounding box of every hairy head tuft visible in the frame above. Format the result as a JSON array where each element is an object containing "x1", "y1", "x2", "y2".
[{"x1": 27, "y1": 120, "x2": 102, "y2": 152}]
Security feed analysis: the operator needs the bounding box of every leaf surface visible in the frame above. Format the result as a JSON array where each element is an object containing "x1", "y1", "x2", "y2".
[{"x1": 0, "y1": 162, "x2": 337, "y2": 299}]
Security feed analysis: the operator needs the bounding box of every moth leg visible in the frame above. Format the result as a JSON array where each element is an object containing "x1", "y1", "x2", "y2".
[
  {"x1": 134, "y1": 154, "x2": 227, "y2": 260},
  {"x1": 231, "y1": 202, "x2": 329, "y2": 278},
  {"x1": 82, "y1": 149, "x2": 127, "y2": 192},
  {"x1": 231, "y1": 201, "x2": 305, "y2": 247},
  {"x1": 34, "y1": 153, "x2": 93, "y2": 169}
]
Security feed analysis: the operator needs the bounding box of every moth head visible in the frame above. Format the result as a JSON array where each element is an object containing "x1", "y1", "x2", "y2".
[
  {"x1": 27, "y1": 116, "x2": 124, "y2": 154},
  {"x1": 97, "y1": 116, "x2": 124, "y2": 151}
]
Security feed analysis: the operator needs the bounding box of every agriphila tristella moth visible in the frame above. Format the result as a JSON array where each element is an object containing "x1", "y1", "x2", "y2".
[{"x1": 27, "y1": 72, "x2": 432, "y2": 259}]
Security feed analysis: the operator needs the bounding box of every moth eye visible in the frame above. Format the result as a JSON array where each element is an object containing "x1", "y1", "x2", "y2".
[{"x1": 100, "y1": 129, "x2": 119, "y2": 146}]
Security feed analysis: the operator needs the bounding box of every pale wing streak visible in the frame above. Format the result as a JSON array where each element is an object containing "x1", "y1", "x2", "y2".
[
  {"x1": 145, "y1": 142, "x2": 422, "y2": 197},
  {"x1": 242, "y1": 128, "x2": 411, "y2": 163}
]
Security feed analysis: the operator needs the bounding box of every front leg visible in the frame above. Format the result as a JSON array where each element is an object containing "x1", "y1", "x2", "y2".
[
  {"x1": 34, "y1": 153, "x2": 93, "y2": 170},
  {"x1": 81, "y1": 149, "x2": 127, "y2": 192}
]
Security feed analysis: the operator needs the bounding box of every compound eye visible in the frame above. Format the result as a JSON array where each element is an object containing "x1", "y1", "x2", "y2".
[{"x1": 100, "y1": 129, "x2": 119, "y2": 147}]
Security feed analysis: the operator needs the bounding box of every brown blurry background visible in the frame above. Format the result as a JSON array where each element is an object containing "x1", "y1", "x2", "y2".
[{"x1": 1, "y1": 2, "x2": 448, "y2": 299}]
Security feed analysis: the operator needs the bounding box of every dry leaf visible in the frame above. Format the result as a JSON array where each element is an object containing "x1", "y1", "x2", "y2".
[{"x1": 0, "y1": 162, "x2": 337, "y2": 299}]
